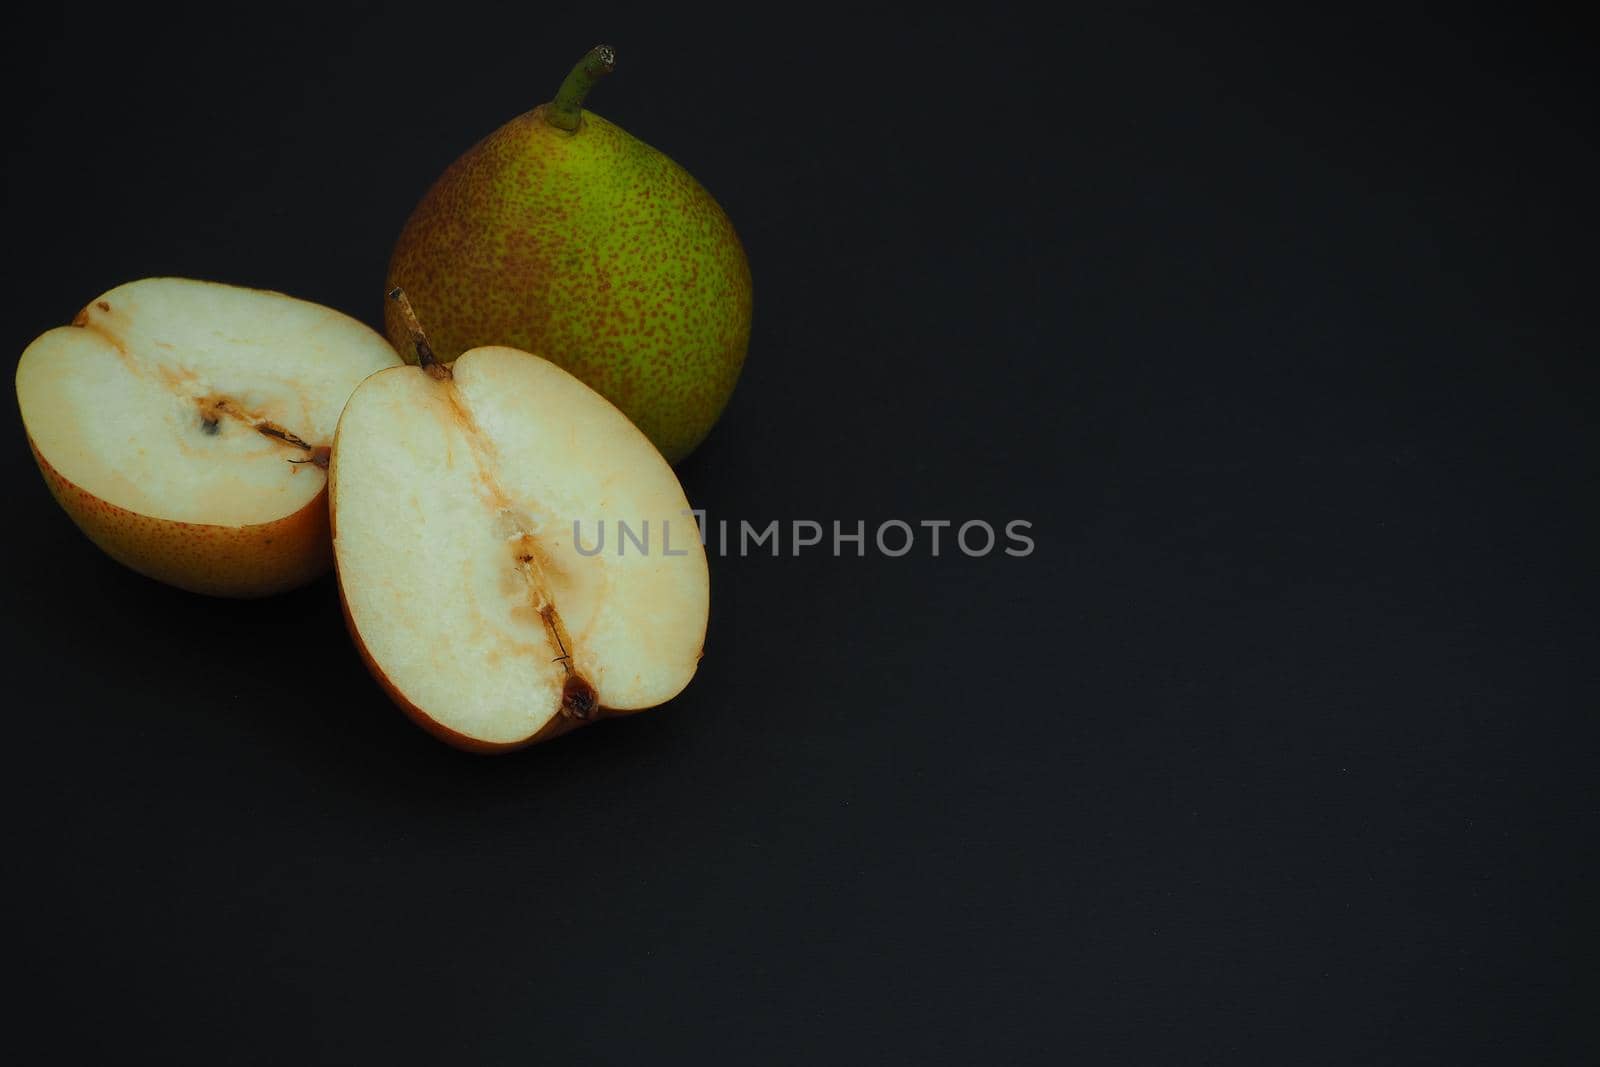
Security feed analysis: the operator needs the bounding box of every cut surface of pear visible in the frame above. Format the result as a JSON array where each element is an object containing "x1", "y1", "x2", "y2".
[
  {"x1": 330, "y1": 345, "x2": 709, "y2": 751},
  {"x1": 15, "y1": 278, "x2": 401, "y2": 596}
]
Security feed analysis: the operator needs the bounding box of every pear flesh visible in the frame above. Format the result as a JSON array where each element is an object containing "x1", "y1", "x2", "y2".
[
  {"x1": 330, "y1": 346, "x2": 710, "y2": 750},
  {"x1": 15, "y1": 278, "x2": 401, "y2": 596}
]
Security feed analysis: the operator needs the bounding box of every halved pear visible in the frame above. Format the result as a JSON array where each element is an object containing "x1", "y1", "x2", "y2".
[
  {"x1": 329, "y1": 331, "x2": 710, "y2": 752},
  {"x1": 15, "y1": 278, "x2": 402, "y2": 596}
]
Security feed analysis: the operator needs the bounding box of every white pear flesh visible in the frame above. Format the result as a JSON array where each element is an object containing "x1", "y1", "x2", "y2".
[
  {"x1": 15, "y1": 278, "x2": 402, "y2": 596},
  {"x1": 330, "y1": 346, "x2": 710, "y2": 751}
]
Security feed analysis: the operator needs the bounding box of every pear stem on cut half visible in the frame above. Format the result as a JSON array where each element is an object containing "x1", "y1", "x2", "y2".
[
  {"x1": 387, "y1": 287, "x2": 452, "y2": 381},
  {"x1": 546, "y1": 45, "x2": 616, "y2": 132}
]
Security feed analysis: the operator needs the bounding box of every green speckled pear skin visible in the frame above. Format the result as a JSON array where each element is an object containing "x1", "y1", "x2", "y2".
[{"x1": 384, "y1": 102, "x2": 752, "y2": 464}]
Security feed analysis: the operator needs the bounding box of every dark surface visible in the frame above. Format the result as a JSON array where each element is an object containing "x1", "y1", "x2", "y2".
[{"x1": 4, "y1": 7, "x2": 1595, "y2": 1063}]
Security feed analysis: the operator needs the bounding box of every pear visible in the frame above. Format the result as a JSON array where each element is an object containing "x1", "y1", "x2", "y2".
[
  {"x1": 331, "y1": 292, "x2": 709, "y2": 751},
  {"x1": 15, "y1": 278, "x2": 401, "y2": 596},
  {"x1": 384, "y1": 45, "x2": 752, "y2": 464}
]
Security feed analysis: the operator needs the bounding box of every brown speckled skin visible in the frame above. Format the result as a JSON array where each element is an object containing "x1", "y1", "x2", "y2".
[
  {"x1": 29, "y1": 438, "x2": 332, "y2": 598},
  {"x1": 385, "y1": 105, "x2": 752, "y2": 463}
]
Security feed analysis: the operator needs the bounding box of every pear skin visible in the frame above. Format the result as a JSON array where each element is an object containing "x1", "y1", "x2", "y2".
[{"x1": 385, "y1": 46, "x2": 751, "y2": 464}]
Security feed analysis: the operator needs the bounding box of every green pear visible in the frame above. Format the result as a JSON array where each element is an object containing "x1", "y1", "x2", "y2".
[{"x1": 384, "y1": 46, "x2": 752, "y2": 463}]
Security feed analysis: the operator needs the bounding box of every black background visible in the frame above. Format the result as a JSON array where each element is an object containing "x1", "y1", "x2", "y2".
[{"x1": 4, "y1": 6, "x2": 1595, "y2": 1063}]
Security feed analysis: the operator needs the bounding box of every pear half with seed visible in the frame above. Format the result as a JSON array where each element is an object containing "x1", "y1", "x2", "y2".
[
  {"x1": 329, "y1": 292, "x2": 709, "y2": 752},
  {"x1": 15, "y1": 278, "x2": 401, "y2": 596}
]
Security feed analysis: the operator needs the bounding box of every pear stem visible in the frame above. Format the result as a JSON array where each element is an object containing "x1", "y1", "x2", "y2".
[
  {"x1": 546, "y1": 45, "x2": 616, "y2": 131},
  {"x1": 387, "y1": 287, "x2": 451, "y2": 381}
]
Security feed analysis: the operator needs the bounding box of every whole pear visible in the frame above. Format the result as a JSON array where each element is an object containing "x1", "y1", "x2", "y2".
[{"x1": 384, "y1": 46, "x2": 751, "y2": 463}]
